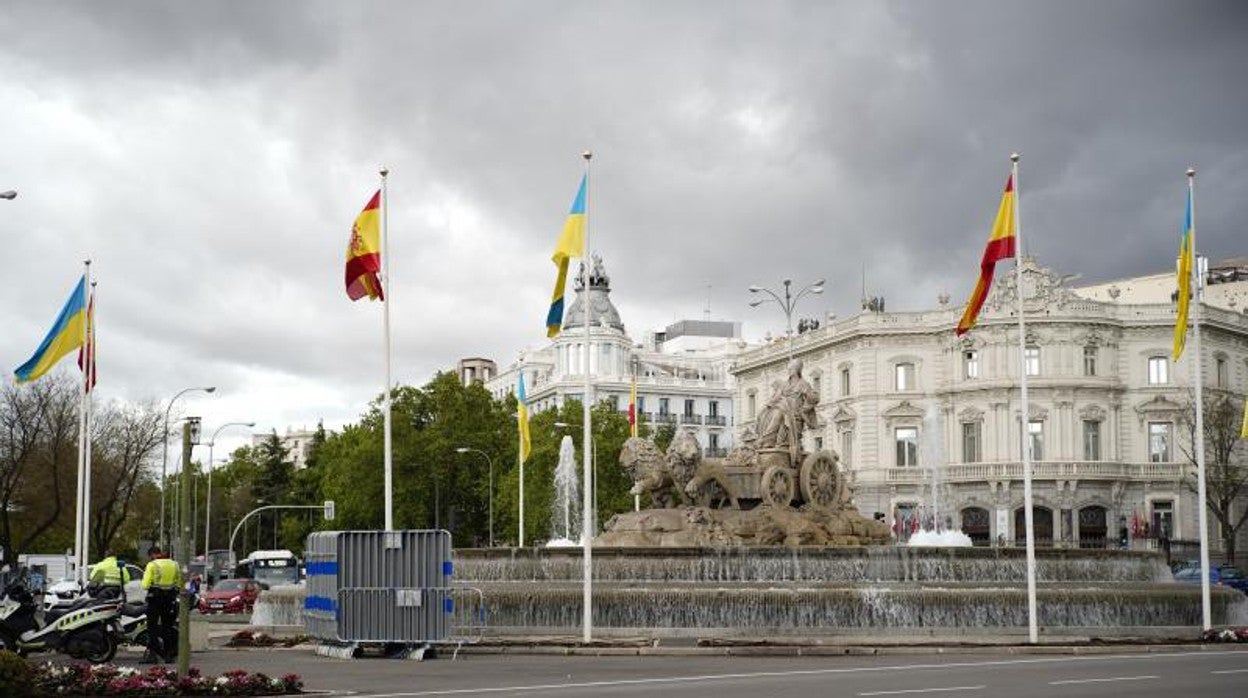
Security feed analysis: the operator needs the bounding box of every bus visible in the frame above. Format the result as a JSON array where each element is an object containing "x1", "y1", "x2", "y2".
[{"x1": 235, "y1": 549, "x2": 301, "y2": 587}]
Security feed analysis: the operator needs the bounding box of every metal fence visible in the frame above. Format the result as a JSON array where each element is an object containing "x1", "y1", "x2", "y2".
[{"x1": 304, "y1": 530, "x2": 456, "y2": 645}]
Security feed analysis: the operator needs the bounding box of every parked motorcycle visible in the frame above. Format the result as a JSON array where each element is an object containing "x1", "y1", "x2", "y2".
[{"x1": 0, "y1": 580, "x2": 122, "y2": 663}]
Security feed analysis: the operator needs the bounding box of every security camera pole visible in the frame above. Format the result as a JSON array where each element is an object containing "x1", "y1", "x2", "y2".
[{"x1": 177, "y1": 417, "x2": 200, "y2": 677}]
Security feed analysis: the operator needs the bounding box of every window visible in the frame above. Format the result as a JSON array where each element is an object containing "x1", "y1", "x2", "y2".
[
  {"x1": 747, "y1": 393, "x2": 756, "y2": 418},
  {"x1": 841, "y1": 430, "x2": 853, "y2": 466},
  {"x1": 607, "y1": 394, "x2": 620, "y2": 411},
  {"x1": 1083, "y1": 346, "x2": 1097, "y2": 376},
  {"x1": 683, "y1": 399, "x2": 695, "y2": 417},
  {"x1": 1151, "y1": 501, "x2": 1174, "y2": 539},
  {"x1": 708, "y1": 433, "x2": 719, "y2": 452},
  {"x1": 1027, "y1": 420, "x2": 1044, "y2": 461},
  {"x1": 1216, "y1": 356, "x2": 1228, "y2": 388},
  {"x1": 1148, "y1": 356, "x2": 1169, "y2": 385},
  {"x1": 1024, "y1": 346, "x2": 1040, "y2": 376},
  {"x1": 895, "y1": 427, "x2": 919, "y2": 466},
  {"x1": 659, "y1": 398, "x2": 670, "y2": 415},
  {"x1": 638, "y1": 396, "x2": 646, "y2": 414},
  {"x1": 840, "y1": 367, "x2": 851, "y2": 396},
  {"x1": 812, "y1": 374, "x2": 821, "y2": 398},
  {"x1": 708, "y1": 401, "x2": 719, "y2": 417},
  {"x1": 964, "y1": 350, "x2": 979, "y2": 380},
  {"x1": 895, "y1": 363, "x2": 915, "y2": 391},
  {"x1": 961, "y1": 422, "x2": 982, "y2": 463},
  {"x1": 814, "y1": 436, "x2": 823, "y2": 450},
  {"x1": 1082, "y1": 420, "x2": 1101, "y2": 461},
  {"x1": 1149, "y1": 422, "x2": 1172, "y2": 462}
]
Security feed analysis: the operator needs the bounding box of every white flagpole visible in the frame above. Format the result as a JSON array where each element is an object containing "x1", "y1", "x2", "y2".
[
  {"x1": 381, "y1": 167, "x2": 394, "y2": 531},
  {"x1": 518, "y1": 367, "x2": 526, "y2": 548},
  {"x1": 82, "y1": 280, "x2": 96, "y2": 575},
  {"x1": 1188, "y1": 167, "x2": 1212, "y2": 631},
  {"x1": 73, "y1": 260, "x2": 91, "y2": 583},
  {"x1": 581, "y1": 150, "x2": 594, "y2": 643},
  {"x1": 1012, "y1": 154, "x2": 1039, "y2": 644}
]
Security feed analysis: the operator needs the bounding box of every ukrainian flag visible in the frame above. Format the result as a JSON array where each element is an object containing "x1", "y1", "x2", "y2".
[
  {"x1": 517, "y1": 373, "x2": 532, "y2": 463},
  {"x1": 1173, "y1": 187, "x2": 1194, "y2": 361},
  {"x1": 546, "y1": 175, "x2": 586, "y2": 337},
  {"x1": 14, "y1": 276, "x2": 88, "y2": 383}
]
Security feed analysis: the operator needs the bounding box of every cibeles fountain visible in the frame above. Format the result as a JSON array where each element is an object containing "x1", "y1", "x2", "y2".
[{"x1": 453, "y1": 359, "x2": 1248, "y2": 641}]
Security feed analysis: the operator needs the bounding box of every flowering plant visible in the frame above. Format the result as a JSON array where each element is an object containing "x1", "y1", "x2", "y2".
[
  {"x1": 24, "y1": 660, "x2": 302, "y2": 695},
  {"x1": 1201, "y1": 627, "x2": 1248, "y2": 643}
]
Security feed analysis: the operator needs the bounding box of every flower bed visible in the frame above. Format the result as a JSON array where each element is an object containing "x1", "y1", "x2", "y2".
[
  {"x1": 4, "y1": 656, "x2": 303, "y2": 696},
  {"x1": 1202, "y1": 627, "x2": 1248, "y2": 643}
]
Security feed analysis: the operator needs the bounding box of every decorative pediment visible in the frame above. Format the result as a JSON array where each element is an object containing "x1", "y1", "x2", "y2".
[
  {"x1": 1133, "y1": 394, "x2": 1184, "y2": 425},
  {"x1": 1078, "y1": 404, "x2": 1108, "y2": 422},
  {"x1": 830, "y1": 405, "x2": 858, "y2": 425},
  {"x1": 1013, "y1": 404, "x2": 1049, "y2": 421},
  {"x1": 882, "y1": 400, "x2": 926, "y2": 422},
  {"x1": 958, "y1": 406, "x2": 985, "y2": 423},
  {"x1": 984, "y1": 256, "x2": 1079, "y2": 314}
]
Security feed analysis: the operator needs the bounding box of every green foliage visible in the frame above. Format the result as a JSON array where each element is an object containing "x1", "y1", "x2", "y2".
[
  {"x1": 653, "y1": 423, "x2": 677, "y2": 452},
  {"x1": 0, "y1": 650, "x2": 32, "y2": 698}
]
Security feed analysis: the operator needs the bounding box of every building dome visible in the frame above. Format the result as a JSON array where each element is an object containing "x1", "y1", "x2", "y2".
[{"x1": 563, "y1": 253, "x2": 626, "y2": 332}]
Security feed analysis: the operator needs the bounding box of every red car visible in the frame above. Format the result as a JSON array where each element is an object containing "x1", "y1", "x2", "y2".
[{"x1": 196, "y1": 578, "x2": 265, "y2": 614}]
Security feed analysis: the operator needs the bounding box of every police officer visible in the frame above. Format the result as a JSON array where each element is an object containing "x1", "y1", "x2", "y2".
[
  {"x1": 88, "y1": 549, "x2": 130, "y2": 600},
  {"x1": 141, "y1": 545, "x2": 182, "y2": 663}
]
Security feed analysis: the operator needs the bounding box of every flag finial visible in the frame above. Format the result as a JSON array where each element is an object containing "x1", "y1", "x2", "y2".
[
  {"x1": 582, "y1": 151, "x2": 593, "y2": 161},
  {"x1": 379, "y1": 166, "x2": 389, "y2": 178},
  {"x1": 1187, "y1": 167, "x2": 1196, "y2": 178},
  {"x1": 1010, "y1": 152, "x2": 1020, "y2": 163}
]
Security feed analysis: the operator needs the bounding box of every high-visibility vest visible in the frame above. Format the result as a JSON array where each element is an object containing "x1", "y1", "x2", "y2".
[
  {"x1": 90, "y1": 556, "x2": 130, "y2": 586},
  {"x1": 142, "y1": 557, "x2": 182, "y2": 590}
]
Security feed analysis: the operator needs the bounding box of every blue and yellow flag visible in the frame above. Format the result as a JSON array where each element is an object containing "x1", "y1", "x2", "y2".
[
  {"x1": 545, "y1": 175, "x2": 587, "y2": 337},
  {"x1": 1173, "y1": 187, "x2": 1194, "y2": 361},
  {"x1": 517, "y1": 373, "x2": 532, "y2": 463},
  {"x1": 14, "y1": 276, "x2": 88, "y2": 384}
]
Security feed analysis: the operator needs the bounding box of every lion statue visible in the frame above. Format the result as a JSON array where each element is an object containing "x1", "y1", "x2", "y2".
[{"x1": 619, "y1": 436, "x2": 680, "y2": 508}]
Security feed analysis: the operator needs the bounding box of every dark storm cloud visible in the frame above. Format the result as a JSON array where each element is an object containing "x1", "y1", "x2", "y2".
[{"x1": 1, "y1": 0, "x2": 1244, "y2": 435}]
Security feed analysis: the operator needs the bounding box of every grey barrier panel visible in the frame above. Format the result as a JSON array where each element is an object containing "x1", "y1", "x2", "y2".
[{"x1": 303, "y1": 530, "x2": 454, "y2": 644}]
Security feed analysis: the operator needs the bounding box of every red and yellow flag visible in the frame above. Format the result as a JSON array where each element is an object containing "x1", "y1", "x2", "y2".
[
  {"x1": 345, "y1": 191, "x2": 384, "y2": 301},
  {"x1": 955, "y1": 174, "x2": 1017, "y2": 336},
  {"x1": 628, "y1": 374, "x2": 638, "y2": 438},
  {"x1": 77, "y1": 291, "x2": 96, "y2": 392}
]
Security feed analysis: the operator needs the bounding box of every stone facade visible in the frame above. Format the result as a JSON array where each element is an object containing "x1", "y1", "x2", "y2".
[{"x1": 732, "y1": 257, "x2": 1248, "y2": 553}]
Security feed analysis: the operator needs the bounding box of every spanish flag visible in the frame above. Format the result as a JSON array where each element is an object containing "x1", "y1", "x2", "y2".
[
  {"x1": 14, "y1": 276, "x2": 88, "y2": 384},
  {"x1": 545, "y1": 175, "x2": 587, "y2": 337},
  {"x1": 1173, "y1": 187, "x2": 1194, "y2": 361},
  {"x1": 346, "y1": 191, "x2": 384, "y2": 301},
  {"x1": 77, "y1": 291, "x2": 96, "y2": 392},
  {"x1": 628, "y1": 374, "x2": 638, "y2": 438},
  {"x1": 517, "y1": 373, "x2": 531, "y2": 463},
  {"x1": 955, "y1": 174, "x2": 1017, "y2": 336}
]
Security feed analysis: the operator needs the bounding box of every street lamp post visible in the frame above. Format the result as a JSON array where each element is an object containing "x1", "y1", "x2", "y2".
[
  {"x1": 160, "y1": 386, "x2": 215, "y2": 548},
  {"x1": 748, "y1": 278, "x2": 825, "y2": 360},
  {"x1": 455, "y1": 447, "x2": 494, "y2": 547},
  {"x1": 204, "y1": 421, "x2": 255, "y2": 558}
]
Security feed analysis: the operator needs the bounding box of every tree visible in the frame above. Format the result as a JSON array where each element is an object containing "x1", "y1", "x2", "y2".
[
  {"x1": 250, "y1": 433, "x2": 294, "y2": 548},
  {"x1": 88, "y1": 400, "x2": 164, "y2": 554},
  {"x1": 1181, "y1": 393, "x2": 1248, "y2": 563}
]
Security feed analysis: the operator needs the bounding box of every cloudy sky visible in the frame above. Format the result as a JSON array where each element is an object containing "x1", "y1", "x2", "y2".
[{"x1": 2, "y1": 0, "x2": 1245, "y2": 455}]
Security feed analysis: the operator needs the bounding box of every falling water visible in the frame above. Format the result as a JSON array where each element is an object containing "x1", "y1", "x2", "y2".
[
  {"x1": 548, "y1": 436, "x2": 581, "y2": 547},
  {"x1": 911, "y1": 402, "x2": 972, "y2": 546}
]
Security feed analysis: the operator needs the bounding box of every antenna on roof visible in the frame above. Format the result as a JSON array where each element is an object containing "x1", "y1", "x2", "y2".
[{"x1": 704, "y1": 283, "x2": 712, "y2": 320}]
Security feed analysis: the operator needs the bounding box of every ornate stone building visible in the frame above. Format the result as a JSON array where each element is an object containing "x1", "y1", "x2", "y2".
[
  {"x1": 732, "y1": 257, "x2": 1248, "y2": 551},
  {"x1": 485, "y1": 255, "x2": 747, "y2": 456}
]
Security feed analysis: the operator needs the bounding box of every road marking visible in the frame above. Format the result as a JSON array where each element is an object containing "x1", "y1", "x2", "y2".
[
  {"x1": 1212, "y1": 668, "x2": 1248, "y2": 674},
  {"x1": 1049, "y1": 675, "x2": 1158, "y2": 685},
  {"x1": 859, "y1": 687, "x2": 985, "y2": 696},
  {"x1": 352, "y1": 650, "x2": 1248, "y2": 697}
]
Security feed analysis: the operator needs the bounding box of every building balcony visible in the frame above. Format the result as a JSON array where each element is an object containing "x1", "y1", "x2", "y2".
[
  {"x1": 680, "y1": 414, "x2": 703, "y2": 425},
  {"x1": 873, "y1": 461, "x2": 1186, "y2": 485},
  {"x1": 705, "y1": 415, "x2": 728, "y2": 426},
  {"x1": 704, "y1": 447, "x2": 728, "y2": 458},
  {"x1": 654, "y1": 413, "x2": 678, "y2": 424}
]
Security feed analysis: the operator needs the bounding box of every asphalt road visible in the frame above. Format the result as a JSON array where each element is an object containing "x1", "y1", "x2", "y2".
[{"x1": 107, "y1": 645, "x2": 1248, "y2": 697}]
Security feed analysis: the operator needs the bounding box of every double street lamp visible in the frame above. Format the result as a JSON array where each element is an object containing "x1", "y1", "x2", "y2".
[
  {"x1": 203, "y1": 421, "x2": 255, "y2": 557},
  {"x1": 748, "y1": 278, "x2": 825, "y2": 359},
  {"x1": 161, "y1": 386, "x2": 215, "y2": 547},
  {"x1": 454, "y1": 447, "x2": 494, "y2": 547}
]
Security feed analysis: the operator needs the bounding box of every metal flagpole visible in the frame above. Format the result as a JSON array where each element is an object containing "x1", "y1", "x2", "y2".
[
  {"x1": 581, "y1": 150, "x2": 594, "y2": 643},
  {"x1": 381, "y1": 167, "x2": 394, "y2": 531},
  {"x1": 1188, "y1": 167, "x2": 1212, "y2": 631},
  {"x1": 1012, "y1": 154, "x2": 1039, "y2": 644},
  {"x1": 518, "y1": 366, "x2": 526, "y2": 548},
  {"x1": 82, "y1": 280, "x2": 96, "y2": 573},
  {"x1": 73, "y1": 260, "x2": 90, "y2": 583}
]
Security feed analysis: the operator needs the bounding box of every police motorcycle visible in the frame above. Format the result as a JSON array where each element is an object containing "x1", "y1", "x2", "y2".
[{"x1": 0, "y1": 571, "x2": 122, "y2": 663}]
